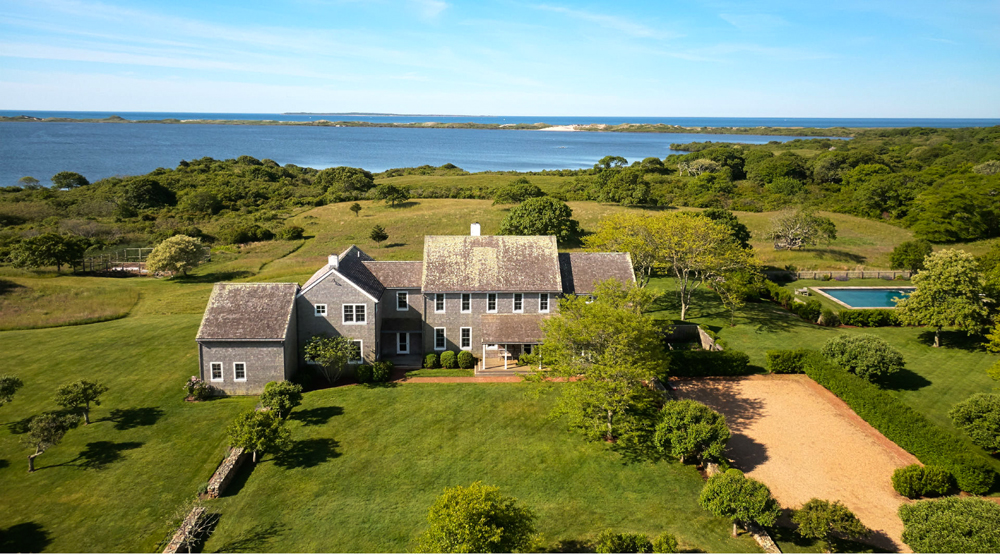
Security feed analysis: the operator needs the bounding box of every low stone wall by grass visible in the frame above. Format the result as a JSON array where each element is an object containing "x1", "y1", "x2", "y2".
[{"x1": 206, "y1": 447, "x2": 247, "y2": 498}]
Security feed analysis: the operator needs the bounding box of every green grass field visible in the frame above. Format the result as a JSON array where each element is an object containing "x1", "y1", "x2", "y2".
[
  {"x1": 0, "y1": 275, "x2": 140, "y2": 331},
  {"x1": 202, "y1": 383, "x2": 761, "y2": 553}
]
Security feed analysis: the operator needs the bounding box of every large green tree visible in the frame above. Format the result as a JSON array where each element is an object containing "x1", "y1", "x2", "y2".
[
  {"x1": 766, "y1": 210, "x2": 837, "y2": 250},
  {"x1": 8, "y1": 233, "x2": 89, "y2": 272},
  {"x1": 890, "y1": 240, "x2": 934, "y2": 272},
  {"x1": 145, "y1": 235, "x2": 206, "y2": 276},
  {"x1": 370, "y1": 184, "x2": 410, "y2": 207},
  {"x1": 497, "y1": 197, "x2": 580, "y2": 242},
  {"x1": 54, "y1": 380, "x2": 108, "y2": 424},
  {"x1": 416, "y1": 482, "x2": 537, "y2": 553},
  {"x1": 492, "y1": 180, "x2": 544, "y2": 205},
  {"x1": 792, "y1": 499, "x2": 870, "y2": 552},
  {"x1": 51, "y1": 171, "x2": 89, "y2": 189},
  {"x1": 653, "y1": 400, "x2": 730, "y2": 464},
  {"x1": 895, "y1": 249, "x2": 989, "y2": 347},
  {"x1": 898, "y1": 497, "x2": 1000, "y2": 553},
  {"x1": 700, "y1": 469, "x2": 781, "y2": 537},
  {"x1": 260, "y1": 381, "x2": 304, "y2": 419},
  {"x1": 584, "y1": 212, "x2": 661, "y2": 286},
  {"x1": 0, "y1": 375, "x2": 24, "y2": 407},
  {"x1": 227, "y1": 409, "x2": 290, "y2": 463}
]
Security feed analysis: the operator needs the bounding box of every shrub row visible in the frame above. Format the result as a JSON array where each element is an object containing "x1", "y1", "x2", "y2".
[
  {"x1": 663, "y1": 350, "x2": 752, "y2": 378},
  {"x1": 426, "y1": 351, "x2": 477, "y2": 370},
  {"x1": 801, "y1": 351, "x2": 997, "y2": 494},
  {"x1": 762, "y1": 281, "x2": 825, "y2": 324},
  {"x1": 356, "y1": 361, "x2": 393, "y2": 384},
  {"x1": 839, "y1": 309, "x2": 899, "y2": 327},
  {"x1": 765, "y1": 349, "x2": 810, "y2": 374},
  {"x1": 891, "y1": 464, "x2": 953, "y2": 498}
]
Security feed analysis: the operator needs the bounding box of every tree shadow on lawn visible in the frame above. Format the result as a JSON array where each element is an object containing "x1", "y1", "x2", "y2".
[
  {"x1": 272, "y1": 438, "x2": 341, "y2": 469},
  {"x1": 220, "y1": 458, "x2": 256, "y2": 498},
  {"x1": 210, "y1": 522, "x2": 288, "y2": 553},
  {"x1": 173, "y1": 271, "x2": 254, "y2": 284},
  {"x1": 54, "y1": 441, "x2": 144, "y2": 471},
  {"x1": 915, "y1": 330, "x2": 988, "y2": 352},
  {"x1": 383, "y1": 242, "x2": 407, "y2": 249},
  {"x1": 101, "y1": 407, "x2": 165, "y2": 430},
  {"x1": 881, "y1": 367, "x2": 932, "y2": 392},
  {"x1": 0, "y1": 522, "x2": 51, "y2": 553},
  {"x1": 289, "y1": 406, "x2": 343, "y2": 426},
  {"x1": 0, "y1": 459, "x2": 7, "y2": 469},
  {"x1": 0, "y1": 278, "x2": 25, "y2": 296},
  {"x1": 806, "y1": 248, "x2": 867, "y2": 265}
]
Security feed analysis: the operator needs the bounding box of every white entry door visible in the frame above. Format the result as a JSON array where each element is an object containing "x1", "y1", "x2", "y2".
[{"x1": 397, "y1": 332, "x2": 409, "y2": 354}]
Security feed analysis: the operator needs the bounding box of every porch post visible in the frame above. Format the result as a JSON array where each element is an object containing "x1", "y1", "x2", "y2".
[
  {"x1": 482, "y1": 344, "x2": 486, "y2": 373},
  {"x1": 504, "y1": 345, "x2": 508, "y2": 371}
]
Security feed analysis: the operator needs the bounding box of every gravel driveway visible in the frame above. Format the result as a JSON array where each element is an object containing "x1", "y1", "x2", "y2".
[{"x1": 674, "y1": 375, "x2": 917, "y2": 552}]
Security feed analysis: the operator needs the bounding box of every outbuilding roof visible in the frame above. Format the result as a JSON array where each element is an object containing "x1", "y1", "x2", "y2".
[
  {"x1": 363, "y1": 261, "x2": 423, "y2": 289},
  {"x1": 421, "y1": 235, "x2": 563, "y2": 293},
  {"x1": 558, "y1": 252, "x2": 636, "y2": 295},
  {"x1": 480, "y1": 314, "x2": 549, "y2": 343},
  {"x1": 197, "y1": 283, "x2": 298, "y2": 341}
]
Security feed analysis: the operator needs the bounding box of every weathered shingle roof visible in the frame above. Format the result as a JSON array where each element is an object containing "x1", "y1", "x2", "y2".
[
  {"x1": 480, "y1": 314, "x2": 549, "y2": 343},
  {"x1": 197, "y1": 283, "x2": 298, "y2": 341},
  {"x1": 422, "y1": 235, "x2": 562, "y2": 293},
  {"x1": 300, "y1": 246, "x2": 382, "y2": 300},
  {"x1": 363, "y1": 261, "x2": 423, "y2": 289},
  {"x1": 558, "y1": 252, "x2": 636, "y2": 295}
]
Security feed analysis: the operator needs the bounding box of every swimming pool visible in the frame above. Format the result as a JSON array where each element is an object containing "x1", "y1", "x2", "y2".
[{"x1": 812, "y1": 287, "x2": 915, "y2": 309}]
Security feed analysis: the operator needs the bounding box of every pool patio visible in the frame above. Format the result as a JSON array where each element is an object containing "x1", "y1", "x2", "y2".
[{"x1": 811, "y1": 286, "x2": 915, "y2": 309}]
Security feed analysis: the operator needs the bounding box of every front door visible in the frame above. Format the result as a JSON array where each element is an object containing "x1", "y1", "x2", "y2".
[{"x1": 397, "y1": 332, "x2": 409, "y2": 354}]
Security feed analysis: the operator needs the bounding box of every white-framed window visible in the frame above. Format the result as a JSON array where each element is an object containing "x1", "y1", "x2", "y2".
[
  {"x1": 539, "y1": 293, "x2": 549, "y2": 313},
  {"x1": 210, "y1": 362, "x2": 223, "y2": 381},
  {"x1": 314, "y1": 304, "x2": 327, "y2": 317},
  {"x1": 343, "y1": 304, "x2": 366, "y2": 324},
  {"x1": 487, "y1": 293, "x2": 497, "y2": 313},
  {"x1": 460, "y1": 327, "x2": 471, "y2": 350},
  {"x1": 513, "y1": 293, "x2": 524, "y2": 313},
  {"x1": 397, "y1": 333, "x2": 409, "y2": 354},
  {"x1": 435, "y1": 328, "x2": 446, "y2": 350},
  {"x1": 348, "y1": 340, "x2": 363, "y2": 364},
  {"x1": 461, "y1": 293, "x2": 471, "y2": 313},
  {"x1": 396, "y1": 291, "x2": 408, "y2": 311},
  {"x1": 434, "y1": 293, "x2": 445, "y2": 313},
  {"x1": 233, "y1": 362, "x2": 246, "y2": 381}
]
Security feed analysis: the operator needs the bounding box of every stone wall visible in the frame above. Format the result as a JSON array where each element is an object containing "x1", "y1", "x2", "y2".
[
  {"x1": 162, "y1": 506, "x2": 206, "y2": 554},
  {"x1": 205, "y1": 446, "x2": 247, "y2": 499},
  {"x1": 663, "y1": 324, "x2": 722, "y2": 351}
]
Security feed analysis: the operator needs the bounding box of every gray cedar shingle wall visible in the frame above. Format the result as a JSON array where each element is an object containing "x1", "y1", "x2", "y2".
[
  {"x1": 421, "y1": 291, "x2": 555, "y2": 353},
  {"x1": 200, "y1": 341, "x2": 286, "y2": 395},
  {"x1": 297, "y1": 269, "x2": 378, "y2": 364},
  {"x1": 379, "y1": 287, "x2": 423, "y2": 357}
]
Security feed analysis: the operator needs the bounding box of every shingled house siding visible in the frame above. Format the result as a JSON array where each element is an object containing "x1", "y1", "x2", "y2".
[
  {"x1": 199, "y1": 341, "x2": 285, "y2": 395},
  {"x1": 283, "y1": 310, "x2": 298, "y2": 379},
  {"x1": 421, "y1": 292, "x2": 555, "y2": 353},
  {"x1": 379, "y1": 287, "x2": 422, "y2": 358},
  {"x1": 296, "y1": 272, "x2": 378, "y2": 365}
]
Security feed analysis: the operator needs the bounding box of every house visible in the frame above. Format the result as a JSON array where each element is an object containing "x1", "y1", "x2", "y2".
[{"x1": 196, "y1": 224, "x2": 635, "y2": 394}]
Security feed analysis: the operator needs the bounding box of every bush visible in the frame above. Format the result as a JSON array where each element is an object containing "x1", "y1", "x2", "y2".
[
  {"x1": 184, "y1": 376, "x2": 213, "y2": 401},
  {"x1": 663, "y1": 350, "x2": 752, "y2": 378},
  {"x1": 839, "y1": 309, "x2": 900, "y2": 327},
  {"x1": 259, "y1": 381, "x2": 303, "y2": 418},
  {"x1": 920, "y1": 465, "x2": 954, "y2": 497},
  {"x1": 892, "y1": 464, "x2": 938, "y2": 498},
  {"x1": 440, "y1": 351, "x2": 457, "y2": 369},
  {"x1": 898, "y1": 497, "x2": 1000, "y2": 553},
  {"x1": 819, "y1": 308, "x2": 840, "y2": 327},
  {"x1": 790, "y1": 299, "x2": 822, "y2": 323},
  {"x1": 276, "y1": 225, "x2": 305, "y2": 240},
  {"x1": 801, "y1": 351, "x2": 997, "y2": 494},
  {"x1": 765, "y1": 349, "x2": 809, "y2": 374},
  {"x1": 457, "y1": 350, "x2": 476, "y2": 369},
  {"x1": 949, "y1": 393, "x2": 1000, "y2": 453},
  {"x1": 372, "y1": 361, "x2": 393, "y2": 383},
  {"x1": 651, "y1": 533, "x2": 678, "y2": 553},
  {"x1": 355, "y1": 364, "x2": 373, "y2": 384},
  {"x1": 594, "y1": 530, "x2": 652, "y2": 554},
  {"x1": 219, "y1": 223, "x2": 274, "y2": 244},
  {"x1": 820, "y1": 334, "x2": 905, "y2": 381},
  {"x1": 763, "y1": 280, "x2": 794, "y2": 309},
  {"x1": 423, "y1": 353, "x2": 439, "y2": 369}
]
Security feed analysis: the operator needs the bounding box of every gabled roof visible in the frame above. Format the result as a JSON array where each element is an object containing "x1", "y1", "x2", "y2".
[
  {"x1": 421, "y1": 235, "x2": 562, "y2": 293},
  {"x1": 480, "y1": 314, "x2": 549, "y2": 343},
  {"x1": 298, "y1": 246, "x2": 380, "y2": 302},
  {"x1": 197, "y1": 283, "x2": 298, "y2": 341},
  {"x1": 363, "y1": 261, "x2": 423, "y2": 289},
  {"x1": 558, "y1": 252, "x2": 636, "y2": 295}
]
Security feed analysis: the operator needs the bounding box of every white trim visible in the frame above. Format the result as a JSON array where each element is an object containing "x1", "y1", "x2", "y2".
[
  {"x1": 487, "y1": 293, "x2": 498, "y2": 313},
  {"x1": 461, "y1": 293, "x2": 471, "y2": 313},
  {"x1": 434, "y1": 327, "x2": 446, "y2": 351},
  {"x1": 297, "y1": 266, "x2": 380, "y2": 303},
  {"x1": 351, "y1": 339, "x2": 364, "y2": 364},
  {"x1": 314, "y1": 303, "x2": 327, "y2": 317},
  {"x1": 539, "y1": 293, "x2": 550, "y2": 313},
  {"x1": 396, "y1": 291, "x2": 409, "y2": 311},
  {"x1": 233, "y1": 362, "x2": 247, "y2": 382},
  {"x1": 210, "y1": 362, "x2": 223, "y2": 382},
  {"x1": 342, "y1": 304, "x2": 368, "y2": 325},
  {"x1": 460, "y1": 327, "x2": 472, "y2": 350},
  {"x1": 434, "y1": 293, "x2": 446, "y2": 314},
  {"x1": 397, "y1": 333, "x2": 410, "y2": 354},
  {"x1": 513, "y1": 293, "x2": 524, "y2": 313}
]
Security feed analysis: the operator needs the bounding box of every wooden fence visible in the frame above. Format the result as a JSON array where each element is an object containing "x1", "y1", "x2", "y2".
[{"x1": 764, "y1": 270, "x2": 912, "y2": 281}]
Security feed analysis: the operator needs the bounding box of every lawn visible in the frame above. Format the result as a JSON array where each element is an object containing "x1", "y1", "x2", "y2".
[
  {"x1": 0, "y1": 281, "x2": 257, "y2": 552},
  {"x1": 0, "y1": 275, "x2": 140, "y2": 331},
  {"x1": 202, "y1": 383, "x2": 762, "y2": 553}
]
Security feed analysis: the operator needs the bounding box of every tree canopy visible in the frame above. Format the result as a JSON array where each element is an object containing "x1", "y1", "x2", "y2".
[
  {"x1": 22, "y1": 412, "x2": 79, "y2": 473},
  {"x1": 766, "y1": 210, "x2": 837, "y2": 250},
  {"x1": 8, "y1": 233, "x2": 88, "y2": 272},
  {"x1": 792, "y1": 499, "x2": 870, "y2": 551},
  {"x1": 303, "y1": 335, "x2": 362, "y2": 383},
  {"x1": 948, "y1": 393, "x2": 1000, "y2": 453},
  {"x1": 699, "y1": 469, "x2": 781, "y2": 535},
  {"x1": 0, "y1": 375, "x2": 24, "y2": 407},
  {"x1": 145, "y1": 235, "x2": 206, "y2": 276},
  {"x1": 890, "y1": 240, "x2": 934, "y2": 272},
  {"x1": 895, "y1": 249, "x2": 989, "y2": 347},
  {"x1": 654, "y1": 400, "x2": 730, "y2": 464},
  {"x1": 54, "y1": 380, "x2": 108, "y2": 425},
  {"x1": 898, "y1": 496, "x2": 1000, "y2": 553},
  {"x1": 260, "y1": 381, "x2": 304, "y2": 419},
  {"x1": 497, "y1": 197, "x2": 580, "y2": 242},
  {"x1": 227, "y1": 409, "x2": 290, "y2": 463},
  {"x1": 416, "y1": 482, "x2": 537, "y2": 553}
]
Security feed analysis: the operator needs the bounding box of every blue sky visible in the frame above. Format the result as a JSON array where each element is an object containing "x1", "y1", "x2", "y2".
[{"x1": 1, "y1": 0, "x2": 998, "y2": 117}]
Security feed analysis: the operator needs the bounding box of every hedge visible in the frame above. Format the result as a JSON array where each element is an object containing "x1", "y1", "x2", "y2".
[
  {"x1": 801, "y1": 351, "x2": 997, "y2": 494},
  {"x1": 762, "y1": 280, "x2": 822, "y2": 324},
  {"x1": 663, "y1": 349, "x2": 752, "y2": 378},
  {"x1": 765, "y1": 349, "x2": 809, "y2": 374},
  {"x1": 839, "y1": 309, "x2": 900, "y2": 327}
]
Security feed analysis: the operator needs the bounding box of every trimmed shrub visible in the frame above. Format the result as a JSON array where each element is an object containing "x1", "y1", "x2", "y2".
[
  {"x1": 949, "y1": 393, "x2": 1000, "y2": 453},
  {"x1": 663, "y1": 350, "x2": 752, "y2": 378},
  {"x1": 892, "y1": 464, "x2": 926, "y2": 498},
  {"x1": 372, "y1": 361, "x2": 393, "y2": 383},
  {"x1": 839, "y1": 309, "x2": 899, "y2": 327},
  {"x1": 819, "y1": 308, "x2": 840, "y2": 327},
  {"x1": 920, "y1": 465, "x2": 954, "y2": 497},
  {"x1": 765, "y1": 349, "x2": 809, "y2": 374},
  {"x1": 821, "y1": 334, "x2": 905, "y2": 381},
  {"x1": 457, "y1": 350, "x2": 476, "y2": 369},
  {"x1": 898, "y1": 497, "x2": 1000, "y2": 553},
  {"x1": 423, "y1": 353, "x2": 439, "y2": 369},
  {"x1": 651, "y1": 533, "x2": 678, "y2": 553},
  {"x1": 801, "y1": 351, "x2": 997, "y2": 494},
  {"x1": 791, "y1": 299, "x2": 822, "y2": 323},
  {"x1": 355, "y1": 364, "x2": 373, "y2": 384},
  {"x1": 763, "y1": 280, "x2": 794, "y2": 309},
  {"x1": 594, "y1": 530, "x2": 652, "y2": 554},
  {"x1": 440, "y1": 350, "x2": 457, "y2": 369}
]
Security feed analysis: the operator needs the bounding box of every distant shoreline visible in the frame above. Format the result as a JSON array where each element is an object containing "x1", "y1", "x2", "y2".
[{"x1": 0, "y1": 115, "x2": 859, "y2": 136}]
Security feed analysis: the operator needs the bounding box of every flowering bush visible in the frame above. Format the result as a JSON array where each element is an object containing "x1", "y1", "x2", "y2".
[{"x1": 185, "y1": 376, "x2": 213, "y2": 401}]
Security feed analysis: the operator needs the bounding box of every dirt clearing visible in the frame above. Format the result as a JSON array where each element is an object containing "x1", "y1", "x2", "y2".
[{"x1": 674, "y1": 375, "x2": 917, "y2": 552}]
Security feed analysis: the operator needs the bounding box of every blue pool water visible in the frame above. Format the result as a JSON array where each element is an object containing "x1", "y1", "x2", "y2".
[{"x1": 815, "y1": 287, "x2": 914, "y2": 308}]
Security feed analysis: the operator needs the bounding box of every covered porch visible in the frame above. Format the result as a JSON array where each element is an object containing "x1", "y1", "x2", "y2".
[{"x1": 477, "y1": 314, "x2": 548, "y2": 375}]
